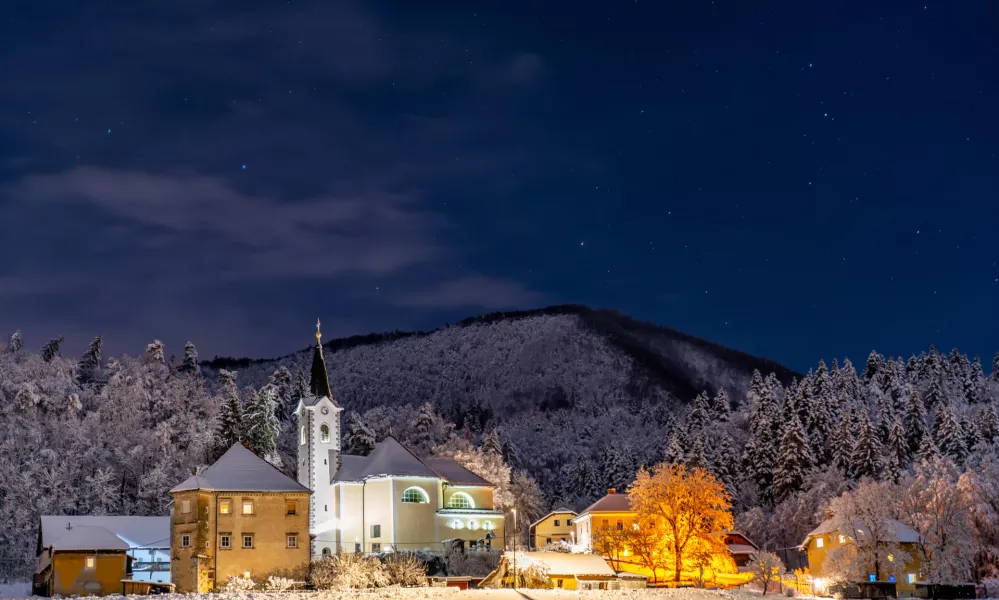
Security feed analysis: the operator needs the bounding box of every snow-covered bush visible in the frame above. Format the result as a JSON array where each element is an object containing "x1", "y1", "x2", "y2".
[
  {"x1": 981, "y1": 578, "x2": 999, "y2": 598},
  {"x1": 383, "y1": 552, "x2": 429, "y2": 587},
  {"x1": 223, "y1": 574, "x2": 256, "y2": 592},
  {"x1": 442, "y1": 545, "x2": 501, "y2": 576},
  {"x1": 541, "y1": 540, "x2": 573, "y2": 553},
  {"x1": 516, "y1": 562, "x2": 552, "y2": 589},
  {"x1": 264, "y1": 575, "x2": 295, "y2": 591},
  {"x1": 310, "y1": 551, "x2": 389, "y2": 590}
]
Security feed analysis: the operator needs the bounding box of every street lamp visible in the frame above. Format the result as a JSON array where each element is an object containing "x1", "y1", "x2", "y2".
[{"x1": 511, "y1": 508, "x2": 517, "y2": 590}]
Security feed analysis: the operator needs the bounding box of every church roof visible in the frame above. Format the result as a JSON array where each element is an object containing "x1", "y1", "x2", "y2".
[
  {"x1": 40, "y1": 516, "x2": 169, "y2": 550},
  {"x1": 171, "y1": 443, "x2": 310, "y2": 493},
  {"x1": 300, "y1": 320, "x2": 338, "y2": 409},
  {"x1": 332, "y1": 437, "x2": 495, "y2": 487}
]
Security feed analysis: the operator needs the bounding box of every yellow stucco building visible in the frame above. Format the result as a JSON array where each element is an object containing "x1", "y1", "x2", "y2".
[
  {"x1": 33, "y1": 526, "x2": 129, "y2": 596},
  {"x1": 530, "y1": 509, "x2": 577, "y2": 550},
  {"x1": 170, "y1": 443, "x2": 312, "y2": 593},
  {"x1": 802, "y1": 518, "x2": 925, "y2": 595},
  {"x1": 296, "y1": 323, "x2": 505, "y2": 555}
]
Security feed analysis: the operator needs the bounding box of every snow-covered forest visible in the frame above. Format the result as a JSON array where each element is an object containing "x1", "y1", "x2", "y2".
[{"x1": 2, "y1": 307, "x2": 998, "y2": 583}]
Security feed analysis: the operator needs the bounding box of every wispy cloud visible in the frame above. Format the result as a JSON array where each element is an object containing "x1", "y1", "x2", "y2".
[{"x1": 393, "y1": 276, "x2": 544, "y2": 310}]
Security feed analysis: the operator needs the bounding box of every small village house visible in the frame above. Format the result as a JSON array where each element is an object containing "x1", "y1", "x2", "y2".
[
  {"x1": 572, "y1": 488, "x2": 633, "y2": 551},
  {"x1": 170, "y1": 443, "x2": 311, "y2": 593},
  {"x1": 723, "y1": 531, "x2": 759, "y2": 571},
  {"x1": 33, "y1": 516, "x2": 170, "y2": 597},
  {"x1": 801, "y1": 517, "x2": 925, "y2": 596},
  {"x1": 481, "y1": 551, "x2": 627, "y2": 590},
  {"x1": 529, "y1": 509, "x2": 577, "y2": 550},
  {"x1": 297, "y1": 322, "x2": 505, "y2": 555}
]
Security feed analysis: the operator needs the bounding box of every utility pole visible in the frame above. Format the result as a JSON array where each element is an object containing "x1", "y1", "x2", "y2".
[{"x1": 512, "y1": 508, "x2": 518, "y2": 590}]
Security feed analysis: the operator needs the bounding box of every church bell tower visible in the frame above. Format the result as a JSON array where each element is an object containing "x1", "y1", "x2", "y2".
[{"x1": 295, "y1": 319, "x2": 343, "y2": 555}]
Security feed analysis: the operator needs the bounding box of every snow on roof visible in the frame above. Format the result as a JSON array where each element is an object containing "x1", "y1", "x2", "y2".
[
  {"x1": 332, "y1": 437, "x2": 495, "y2": 486},
  {"x1": 530, "y1": 509, "x2": 579, "y2": 528},
  {"x1": 727, "y1": 544, "x2": 758, "y2": 554},
  {"x1": 508, "y1": 552, "x2": 616, "y2": 577},
  {"x1": 804, "y1": 518, "x2": 920, "y2": 545},
  {"x1": 423, "y1": 458, "x2": 493, "y2": 487},
  {"x1": 171, "y1": 443, "x2": 310, "y2": 493},
  {"x1": 578, "y1": 491, "x2": 632, "y2": 516},
  {"x1": 44, "y1": 525, "x2": 130, "y2": 551},
  {"x1": 41, "y1": 516, "x2": 170, "y2": 549}
]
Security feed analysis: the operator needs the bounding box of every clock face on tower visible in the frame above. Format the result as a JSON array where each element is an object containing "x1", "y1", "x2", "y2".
[{"x1": 321, "y1": 407, "x2": 329, "y2": 415}]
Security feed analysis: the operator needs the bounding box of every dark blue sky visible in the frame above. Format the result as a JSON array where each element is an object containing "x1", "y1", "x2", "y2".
[{"x1": 1, "y1": 0, "x2": 996, "y2": 370}]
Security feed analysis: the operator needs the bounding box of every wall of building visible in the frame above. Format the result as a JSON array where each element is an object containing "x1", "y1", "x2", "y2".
[
  {"x1": 806, "y1": 534, "x2": 924, "y2": 592},
  {"x1": 171, "y1": 490, "x2": 310, "y2": 592},
  {"x1": 299, "y1": 399, "x2": 340, "y2": 553},
  {"x1": 51, "y1": 552, "x2": 126, "y2": 597},
  {"x1": 441, "y1": 485, "x2": 493, "y2": 510},
  {"x1": 532, "y1": 513, "x2": 576, "y2": 550},
  {"x1": 574, "y1": 511, "x2": 635, "y2": 550},
  {"x1": 393, "y1": 477, "x2": 440, "y2": 552}
]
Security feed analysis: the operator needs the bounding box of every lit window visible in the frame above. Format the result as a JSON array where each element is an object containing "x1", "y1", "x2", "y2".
[
  {"x1": 839, "y1": 535, "x2": 846, "y2": 543},
  {"x1": 484, "y1": 521, "x2": 493, "y2": 530},
  {"x1": 816, "y1": 537, "x2": 824, "y2": 548},
  {"x1": 300, "y1": 426, "x2": 306, "y2": 445},
  {"x1": 243, "y1": 535, "x2": 254, "y2": 548},
  {"x1": 85, "y1": 556, "x2": 96, "y2": 569},
  {"x1": 468, "y1": 520, "x2": 480, "y2": 530},
  {"x1": 907, "y1": 574, "x2": 916, "y2": 584},
  {"x1": 554, "y1": 519, "x2": 560, "y2": 527},
  {"x1": 220, "y1": 534, "x2": 231, "y2": 549},
  {"x1": 371, "y1": 524, "x2": 381, "y2": 538},
  {"x1": 287, "y1": 535, "x2": 298, "y2": 549},
  {"x1": 888, "y1": 554, "x2": 894, "y2": 562},
  {"x1": 181, "y1": 500, "x2": 191, "y2": 514},
  {"x1": 320, "y1": 424, "x2": 330, "y2": 443},
  {"x1": 401, "y1": 487, "x2": 430, "y2": 504},
  {"x1": 451, "y1": 519, "x2": 464, "y2": 530},
  {"x1": 623, "y1": 549, "x2": 629, "y2": 557},
  {"x1": 181, "y1": 535, "x2": 190, "y2": 548},
  {"x1": 242, "y1": 501, "x2": 254, "y2": 515},
  {"x1": 219, "y1": 500, "x2": 231, "y2": 515},
  {"x1": 447, "y1": 492, "x2": 474, "y2": 509},
  {"x1": 286, "y1": 501, "x2": 297, "y2": 515}
]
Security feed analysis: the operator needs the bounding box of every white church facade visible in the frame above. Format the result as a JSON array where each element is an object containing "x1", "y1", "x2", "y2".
[{"x1": 295, "y1": 323, "x2": 506, "y2": 556}]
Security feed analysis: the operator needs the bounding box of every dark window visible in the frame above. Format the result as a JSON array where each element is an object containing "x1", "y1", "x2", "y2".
[
  {"x1": 242, "y1": 534, "x2": 254, "y2": 548},
  {"x1": 616, "y1": 520, "x2": 624, "y2": 531},
  {"x1": 567, "y1": 519, "x2": 573, "y2": 526},
  {"x1": 181, "y1": 535, "x2": 190, "y2": 548},
  {"x1": 371, "y1": 524, "x2": 381, "y2": 538},
  {"x1": 546, "y1": 537, "x2": 552, "y2": 545},
  {"x1": 219, "y1": 534, "x2": 231, "y2": 549},
  {"x1": 286, "y1": 501, "x2": 297, "y2": 515},
  {"x1": 354, "y1": 543, "x2": 361, "y2": 553},
  {"x1": 371, "y1": 543, "x2": 381, "y2": 553},
  {"x1": 602, "y1": 519, "x2": 609, "y2": 528},
  {"x1": 322, "y1": 547, "x2": 332, "y2": 556},
  {"x1": 554, "y1": 519, "x2": 560, "y2": 527},
  {"x1": 557, "y1": 579, "x2": 564, "y2": 588}
]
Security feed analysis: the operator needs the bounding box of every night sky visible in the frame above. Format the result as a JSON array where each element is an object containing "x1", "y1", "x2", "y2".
[{"x1": 1, "y1": 1, "x2": 996, "y2": 370}]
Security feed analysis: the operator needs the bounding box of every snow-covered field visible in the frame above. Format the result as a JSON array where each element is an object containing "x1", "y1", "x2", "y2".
[{"x1": 0, "y1": 587, "x2": 778, "y2": 600}]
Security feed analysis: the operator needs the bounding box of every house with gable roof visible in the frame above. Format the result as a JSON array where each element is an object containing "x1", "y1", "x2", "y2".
[{"x1": 296, "y1": 321, "x2": 506, "y2": 556}]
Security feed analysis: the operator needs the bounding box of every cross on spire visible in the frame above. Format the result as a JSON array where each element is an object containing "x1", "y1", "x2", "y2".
[{"x1": 316, "y1": 318, "x2": 322, "y2": 344}]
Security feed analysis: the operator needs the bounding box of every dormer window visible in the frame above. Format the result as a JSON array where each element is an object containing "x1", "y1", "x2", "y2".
[{"x1": 320, "y1": 424, "x2": 330, "y2": 444}]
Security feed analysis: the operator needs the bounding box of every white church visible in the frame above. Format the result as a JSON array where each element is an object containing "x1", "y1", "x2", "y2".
[{"x1": 295, "y1": 322, "x2": 507, "y2": 555}]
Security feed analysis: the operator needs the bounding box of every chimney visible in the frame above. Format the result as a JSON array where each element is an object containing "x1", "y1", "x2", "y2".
[{"x1": 607, "y1": 488, "x2": 616, "y2": 495}]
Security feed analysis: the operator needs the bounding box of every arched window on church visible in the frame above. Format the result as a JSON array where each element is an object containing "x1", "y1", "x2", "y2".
[
  {"x1": 321, "y1": 547, "x2": 332, "y2": 557},
  {"x1": 300, "y1": 426, "x2": 306, "y2": 445},
  {"x1": 447, "y1": 492, "x2": 474, "y2": 509},
  {"x1": 401, "y1": 487, "x2": 430, "y2": 504},
  {"x1": 320, "y1": 424, "x2": 330, "y2": 443}
]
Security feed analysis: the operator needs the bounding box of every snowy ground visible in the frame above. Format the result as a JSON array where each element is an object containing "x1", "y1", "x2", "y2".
[{"x1": 0, "y1": 586, "x2": 797, "y2": 600}]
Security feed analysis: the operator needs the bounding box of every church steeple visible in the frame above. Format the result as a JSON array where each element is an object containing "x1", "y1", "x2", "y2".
[{"x1": 309, "y1": 318, "x2": 333, "y2": 399}]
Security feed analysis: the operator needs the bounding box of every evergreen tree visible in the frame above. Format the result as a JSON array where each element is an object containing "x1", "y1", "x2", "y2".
[
  {"x1": 688, "y1": 392, "x2": 711, "y2": 435},
  {"x1": 874, "y1": 389, "x2": 896, "y2": 443},
  {"x1": 6, "y1": 330, "x2": 22, "y2": 353},
  {"x1": 782, "y1": 379, "x2": 800, "y2": 421},
  {"x1": 343, "y1": 411, "x2": 377, "y2": 456},
  {"x1": 712, "y1": 389, "x2": 731, "y2": 422},
  {"x1": 773, "y1": 414, "x2": 814, "y2": 502},
  {"x1": 214, "y1": 370, "x2": 244, "y2": 457},
  {"x1": 862, "y1": 350, "x2": 886, "y2": 381},
  {"x1": 992, "y1": 353, "x2": 999, "y2": 382},
  {"x1": 502, "y1": 439, "x2": 522, "y2": 471},
  {"x1": 711, "y1": 432, "x2": 739, "y2": 493},
  {"x1": 601, "y1": 444, "x2": 637, "y2": 491},
  {"x1": 409, "y1": 402, "x2": 444, "y2": 452},
  {"x1": 686, "y1": 431, "x2": 711, "y2": 471},
  {"x1": 850, "y1": 413, "x2": 882, "y2": 479},
  {"x1": 268, "y1": 366, "x2": 296, "y2": 423},
  {"x1": 806, "y1": 378, "x2": 833, "y2": 465},
  {"x1": 742, "y1": 384, "x2": 778, "y2": 505},
  {"x1": 917, "y1": 434, "x2": 940, "y2": 464},
  {"x1": 76, "y1": 335, "x2": 103, "y2": 385},
  {"x1": 40, "y1": 336, "x2": 64, "y2": 362},
  {"x1": 482, "y1": 430, "x2": 503, "y2": 456},
  {"x1": 886, "y1": 417, "x2": 909, "y2": 467},
  {"x1": 145, "y1": 340, "x2": 165, "y2": 364},
  {"x1": 968, "y1": 357, "x2": 985, "y2": 403},
  {"x1": 978, "y1": 405, "x2": 999, "y2": 446},
  {"x1": 179, "y1": 342, "x2": 200, "y2": 375},
  {"x1": 922, "y1": 374, "x2": 946, "y2": 409},
  {"x1": 244, "y1": 384, "x2": 281, "y2": 466},
  {"x1": 933, "y1": 404, "x2": 967, "y2": 463},
  {"x1": 904, "y1": 390, "x2": 929, "y2": 455},
  {"x1": 834, "y1": 357, "x2": 862, "y2": 408},
  {"x1": 663, "y1": 429, "x2": 686, "y2": 465},
  {"x1": 882, "y1": 450, "x2": 903, "y2": 484}
]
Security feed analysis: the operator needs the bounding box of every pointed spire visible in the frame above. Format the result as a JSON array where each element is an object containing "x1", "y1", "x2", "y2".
[{"x1": 309, "y1": 319, "x2": 333, "y2": 399}]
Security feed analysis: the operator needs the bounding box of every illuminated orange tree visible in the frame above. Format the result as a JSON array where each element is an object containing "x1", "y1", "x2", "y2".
[{"x1": 629, "y1": 463, "x2": 734, "y2": 583}]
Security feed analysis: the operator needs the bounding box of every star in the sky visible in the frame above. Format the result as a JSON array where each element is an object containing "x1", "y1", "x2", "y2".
[{"x1": 241, "y1": 164, "x2": 247, "y2": 170}]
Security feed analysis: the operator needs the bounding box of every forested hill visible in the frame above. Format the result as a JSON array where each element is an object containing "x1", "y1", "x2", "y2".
[{"x1": 204, "y1": 304, "x2": 798, "y2": 410}]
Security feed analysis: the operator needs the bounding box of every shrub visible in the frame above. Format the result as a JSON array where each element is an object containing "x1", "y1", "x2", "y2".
[
  {"x1": 443, "y1": 545, "x2": 501, "y2": 576},
  {"x1": 383, "y1": 552, "x2": 429, "y2": 587},
  {"x1": 264, "y1": 576, "x2": 295, "y2": 591},
  {"x1": 223, "y1": 574, "x2": 256, "y2": 592},
  {"x1": 310, "y1": 551, "x2": 390, "y2": 590},
  {"x1": 516, "y1": 562, "x2": 552, "y2": 589}
]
